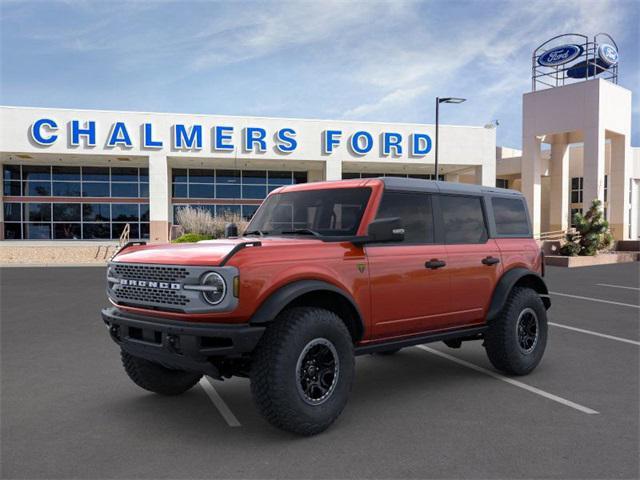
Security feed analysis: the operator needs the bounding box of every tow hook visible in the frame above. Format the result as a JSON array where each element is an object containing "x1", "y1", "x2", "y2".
[
  {"x1": 167, "y1": 334, "x2": 179, "y2": 353},
  {"x1": 108, "y1": 324, "x2": 121, "y2": 342}
]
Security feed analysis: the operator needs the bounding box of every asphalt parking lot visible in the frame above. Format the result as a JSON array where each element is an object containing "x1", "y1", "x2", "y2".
[{"x1": 1, "y1": 263, "x2": 639, "y2": 479}]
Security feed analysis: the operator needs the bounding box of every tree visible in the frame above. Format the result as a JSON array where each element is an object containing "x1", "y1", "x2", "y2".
[{"x1": 560, "y1": 199, "x2": 613, "y2": 256}]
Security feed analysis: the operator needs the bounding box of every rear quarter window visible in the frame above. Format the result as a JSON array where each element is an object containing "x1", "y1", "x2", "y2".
[
  {"x1": 440, "y1": 195, "x2": 488, "y2": 244},
  {"x1": 492, "y1": 197, "x2": 530, "y2": 236}
]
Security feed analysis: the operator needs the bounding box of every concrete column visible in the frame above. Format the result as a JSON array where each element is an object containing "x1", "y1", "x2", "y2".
[
  {"x1": 582, "y1": 126, "x2": 606, "y2": 211},
  {"x1": 522, "y1": 135, "x2": 543, "y2": 236},
  {"x1": 549, "y1": 135, "x2": 570, "y2": 232},
  {"x1": 324, "y1": 159, "x2": 342, "y2": 181},
  {"x1": 148, "y1": 153, "x2": 170, "y2": 243},
  {"x1": 0, "y1": 168, "x2": 4, "y2": 240},
  {"x1": 609, "y1": 134, "x2": 631, "y2": 240},
  {"x1": 474, "y1": 162, "x2": 496, "y2": 187}
]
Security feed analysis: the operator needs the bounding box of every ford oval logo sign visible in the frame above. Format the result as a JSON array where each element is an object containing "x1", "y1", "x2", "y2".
[
  {"x1": 598, "y1": 44, "x2": 618, "y2": 66},
  {"x1": 538, "y1": 44, "x2": 583, "y2": 67}
]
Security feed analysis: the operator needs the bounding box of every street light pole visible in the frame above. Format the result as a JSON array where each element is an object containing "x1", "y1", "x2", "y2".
[
  {"x1": 435, "y1": 97, "x2": 440, "y2": 181},
  {"x1": 434, "y1": 96, "x2": 466, "y2": 180}
]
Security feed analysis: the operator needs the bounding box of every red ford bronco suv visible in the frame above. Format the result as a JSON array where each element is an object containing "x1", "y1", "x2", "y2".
[{"x1": 103, "y1": 178, "x2": 550, "y2": 435}]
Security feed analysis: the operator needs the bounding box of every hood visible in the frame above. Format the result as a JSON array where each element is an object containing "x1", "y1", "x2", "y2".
[{"x1": 112, "y1": 236, "x2": 322, "y2": 266}]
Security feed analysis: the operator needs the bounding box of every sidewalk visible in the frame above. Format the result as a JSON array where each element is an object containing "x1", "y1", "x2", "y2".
[{"x1": 0, "y1": 241, "x2": 118, "y2": 266}]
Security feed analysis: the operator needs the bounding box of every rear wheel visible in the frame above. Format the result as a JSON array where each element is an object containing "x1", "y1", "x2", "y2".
[
  {"x1": 484, "y1": 287, "x2": 548, "y2": 375},
  {"x1": 250, "y1": 307, "x2": 355, "y2": 435},
  {"x1": 121, "y1": 350, "x2": 202, "y2": 395}
]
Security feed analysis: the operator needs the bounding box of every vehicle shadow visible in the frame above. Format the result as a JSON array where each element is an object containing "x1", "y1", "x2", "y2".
[{"x1": 104, "y1": 346, "x2": 486, "y2": 443}]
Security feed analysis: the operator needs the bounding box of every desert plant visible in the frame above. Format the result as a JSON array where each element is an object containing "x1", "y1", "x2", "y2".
[
  {"x1": 559, "y1": 199, "x2": 613, "y2": 256},
  {"x1": 175, "y1": 206, "x2": 249, "y2": 239},
  {"x1": 173, "y1": 233, "x2": 214, "y2": 243}
]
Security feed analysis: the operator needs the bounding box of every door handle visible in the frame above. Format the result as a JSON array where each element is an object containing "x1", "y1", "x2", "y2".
[
  {"x1": 482, "y1": 256, "x2": 500, "y2": 266},
  {"x1": 425, "y1": 259, "x2": 446, "y2": 269}
]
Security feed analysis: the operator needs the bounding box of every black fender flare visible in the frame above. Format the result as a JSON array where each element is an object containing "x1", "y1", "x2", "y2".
[
  {"x1": 249, "y1": 280, "x2": 365, "y2": 339},
  {"x1": 486, "y1": 268, "x2": 550, "y2": 322}
]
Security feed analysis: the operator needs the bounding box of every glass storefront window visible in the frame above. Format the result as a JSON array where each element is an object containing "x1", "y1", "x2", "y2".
[
  {"x1": 82, "y1": 182, "x2": 110, "y2": 197},
  {"x1": 52, "y1": 166, "x2": 80, "y2": 181},
  {"x1": 3, "y1": 201, "x2": 148, "y2": 240},
  {"x1": 83, "y1": 203, "x2": 110, "y2": 221},
  {"x1": 52, "y1": 182, "x2": 81, "y2": 197}
]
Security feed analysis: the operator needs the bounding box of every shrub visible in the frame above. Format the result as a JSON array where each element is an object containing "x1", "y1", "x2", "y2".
[
  {"x1": 175, "y1": 206, "x2": 249, "y2": 239},
  {"x1": 173, "y1": 233, "x2": 214, "y2": 243},
  {"x1": 559, "y1": 199, "x2": 613, "y2": 256}
]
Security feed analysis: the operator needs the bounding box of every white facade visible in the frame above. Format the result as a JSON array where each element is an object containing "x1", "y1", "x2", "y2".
[
  {"x1": 520, "y1": 79, "x2": 634, "y2": 240},
  {"x1": 0, "y1": 106, "x2": 496, "y2": 242}
]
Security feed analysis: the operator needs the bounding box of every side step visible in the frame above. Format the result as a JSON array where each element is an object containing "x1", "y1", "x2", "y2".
[{"x1": 355, "y1": 325, "x2": 487, "y2": 356}]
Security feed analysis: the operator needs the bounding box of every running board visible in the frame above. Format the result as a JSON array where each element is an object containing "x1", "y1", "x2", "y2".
[{"x1": 355, "y1": 325, "x2": 487, "y2": 356}]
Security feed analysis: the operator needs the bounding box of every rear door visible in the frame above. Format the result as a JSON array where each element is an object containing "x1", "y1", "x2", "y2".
[
  {"x1": 366, "y1": 190, "x2": 451, "y2": 340},
  {"x1": 438, "y1": 194, "x2": 503, "y2": 326}
]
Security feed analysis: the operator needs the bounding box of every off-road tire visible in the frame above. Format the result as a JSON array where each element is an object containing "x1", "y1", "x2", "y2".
[
  {"x1": 121, "y1": 350, "x2": 202, "y2": 395},
  {"x1": 484, "y1": 287, "x2": 548, "y2": 375},
  {"x1": 250, "y1": 307, "x2": 355, "y2": 436}
]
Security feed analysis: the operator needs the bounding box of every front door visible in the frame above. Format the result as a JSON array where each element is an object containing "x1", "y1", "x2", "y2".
[{"x1": 366, "y1": 191, "x2": 451, "y2": 340}]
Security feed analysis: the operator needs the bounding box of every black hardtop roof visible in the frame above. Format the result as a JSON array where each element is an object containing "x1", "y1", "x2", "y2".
[{"x1": 380, "y1": 177, "x2": 523, "y2": 198}]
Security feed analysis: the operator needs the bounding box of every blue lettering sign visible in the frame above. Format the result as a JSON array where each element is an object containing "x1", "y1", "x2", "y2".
[
  {"x1": 107, "y1": 122, "x2": 132, "y2": 148},
  {"x1": 382, "y1": 132, "x2": 403, "y2": 156},
  {"x1": 350, "y1": 131, "x2": 373, "y2": 155},
  {"x1": 214, "y1": 126, "x2": 234, "y2": 151},
  {"x1": 244, "y1": 127, "x2": 267, "y2": 152},
  {"x1": 323, "y1": 130, "x2": 342, "y2": 154},
  {"x1": 30, "y1": 118, "x2": 58, "y2": 145},
  {"x1": 275, "y1": 128, "x2": 297, "y2": 153},
  {"x1": 71, "y1": 120, "x2": 96, "y2": 147},
  {"x1": 173, "y1": 124, "x2": 202, "y2": 150},
  {"x1": 411, "y1": 133, "x2": 432, "y2": 156},
  {"x1": 143, "y1": 123, "x2": 163, "y2": 148}
]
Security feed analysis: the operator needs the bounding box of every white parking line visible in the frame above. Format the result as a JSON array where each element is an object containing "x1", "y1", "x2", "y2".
[
  {"x1": 550, "y1": 291, "x2": 640, "y2": 309},
  {"x1": 596, "y1": 283, "x2": 640, "y2": 291},
  {"x1": 199, "y1": 376, "x2": 241, "y2": 427},
  {"x1": 549, "y1": 322, "x2": 640, "y2": 346},
  {"x1": 416, "y1": 345, "x2": 599, "y2": 415}
]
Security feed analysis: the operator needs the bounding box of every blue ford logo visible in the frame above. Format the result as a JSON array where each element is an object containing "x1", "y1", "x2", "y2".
[
  {"x1": 598, "y1": 44, "x2": 618, "y2": 66},
  {"x1": 538, "y1": 44, "x2": 583, "y2": 67}
]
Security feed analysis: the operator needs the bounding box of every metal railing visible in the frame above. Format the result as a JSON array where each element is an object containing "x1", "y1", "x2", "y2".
[
  {"x1": 535, "y1": 228, "x2": 576, "y2": 241},
  {"x1": 118, "y1": 223, "x2": 131, "y2": 248}
]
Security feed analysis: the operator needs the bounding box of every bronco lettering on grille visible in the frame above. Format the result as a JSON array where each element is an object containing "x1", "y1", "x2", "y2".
[{"x1": 119, "y1": 279, "x2": 181, "y2": 290}]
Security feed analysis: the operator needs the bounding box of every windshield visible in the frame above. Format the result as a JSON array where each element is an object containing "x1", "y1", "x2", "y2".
[{"x1": 246, "y1": 187, "x2": 372, "y2": 237}]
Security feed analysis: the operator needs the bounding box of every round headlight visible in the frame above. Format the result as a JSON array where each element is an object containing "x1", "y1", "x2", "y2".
[{"x1": 201, "y1": 272, "x2": 226, "y2": 305}]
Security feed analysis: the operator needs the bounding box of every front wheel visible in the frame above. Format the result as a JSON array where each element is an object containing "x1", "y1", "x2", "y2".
[
  {"x1": 484, "y1": 287, "x2": 548, "y2": 376},
  {"x1": 250, "y1": 307, "x2": 355, "y2": 436},
  {"x1": 121, "y1": 350, "x2": 202, "y2": 395}
]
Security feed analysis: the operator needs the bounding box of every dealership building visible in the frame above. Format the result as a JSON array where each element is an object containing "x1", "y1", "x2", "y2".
[
  {"x1": 0, "y1": 107, "x2": 496, "y2": 243},
  {"x1": 0, "y1": 34, "x2": 638, "y2": 244}
]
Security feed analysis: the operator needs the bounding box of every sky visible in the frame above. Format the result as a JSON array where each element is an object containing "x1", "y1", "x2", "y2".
[{"x1": 1, "y1": 0, "x2": 638, "y2": 149}]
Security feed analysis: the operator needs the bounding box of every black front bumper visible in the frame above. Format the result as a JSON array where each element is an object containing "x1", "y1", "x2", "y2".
[{"x1": 102, "y1": 307, "x2": 265, "y2": 378}]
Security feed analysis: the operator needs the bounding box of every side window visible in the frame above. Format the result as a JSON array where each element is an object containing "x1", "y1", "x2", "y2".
[
  {"x1": 492, "y1": 197, "x2": 530, "y2": 236},
  {"x1": 375, "y1": 191, "x2": 434, "y2": 243},
  {"x1": 440, "y1": 195, "x2": 488, "y2": 244}
]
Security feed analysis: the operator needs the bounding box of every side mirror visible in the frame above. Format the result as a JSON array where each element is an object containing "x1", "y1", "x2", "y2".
[
  {"x1": 224, "y1": 223, "x2": 238, "y2": 238},
  {"x1": 365, "y1": 217, "x2": 405, "y2": 243}
]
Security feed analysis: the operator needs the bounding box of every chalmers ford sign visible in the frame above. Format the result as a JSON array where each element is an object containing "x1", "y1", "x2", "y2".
[{"x1": 29, "y1": 118, "x2": 434, "y2": 157}]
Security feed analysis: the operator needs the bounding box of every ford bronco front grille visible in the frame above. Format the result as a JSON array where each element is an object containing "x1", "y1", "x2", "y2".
[
  {"x1": 107, "y1": 262, "x2": 239, "y2": 314},
  {"x1": 112, "y1": 264, "x2": 189, "y2": 283},
  {"x1": 115, "y1": 284, "x2": 190, "y2": 307}
]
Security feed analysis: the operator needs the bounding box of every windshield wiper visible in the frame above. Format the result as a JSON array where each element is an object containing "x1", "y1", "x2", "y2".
[
  {"x1": 244, "y1": 230, "x2": 269, "y2": 237},
  {"x1": 280, "y1": 228, "x2": 322, "y2": 238}
]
